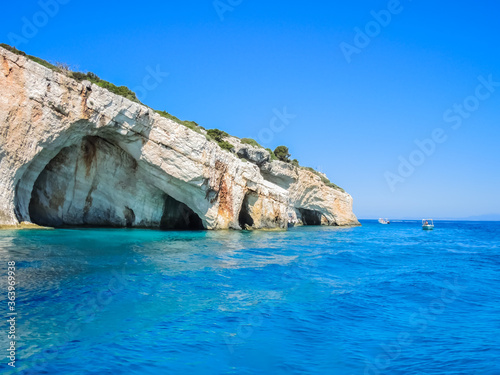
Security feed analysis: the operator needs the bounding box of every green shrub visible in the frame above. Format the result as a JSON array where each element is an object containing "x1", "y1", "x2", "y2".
[
  {"x1": 27, "y1": 55, "x2": 60, "y2": 72},
  {"x1": 320, "y1": 176, "x2": 330, "y2": 185},
  {"x1": 0, "y1": 43, "x2": 25, "y2": 56},
  {"x1": 71, "y1": 72, "x2": 88, "y2": 81},
  {"x1": 71, "y1": 71, "x2": 100, "y2": 82},
  {"x1": 291, "y1": 159, "x2": 299, "y2": 167},
  {"x1": 274, "y1": 146, "x2": 291, "y2": 162},
  {"x1": 71, "y1": 71, "x2": 141, "y2": 103},
  {"x1": 218, "y1": 140, "x2": 234, "y2": 151},
  {"x1": 156, "y1": 110, "x2": 181, "y2": 122},
  {"x1": 207, "y1": 129, "x2": 229, "y2": 142},
  {"x1": 183, "y1": 121, "x2": 200, "y2": 131},
  {"x1": 266, "y1": 148, "x2": 278, "y2": 161},
  {"x1": 241, "y1": 138, "x2": 262, "y2": 148},
  {"x1": 95, "y1": 81, "x2": 140, "y2": 103},
  {"x1": 155, "y1": 110, "x2": 203, "y2": 133}
]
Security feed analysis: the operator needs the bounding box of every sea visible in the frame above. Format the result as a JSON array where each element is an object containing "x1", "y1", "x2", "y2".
[{"x1": 0, "y1": 220, "x2": 499, "y2": 374}]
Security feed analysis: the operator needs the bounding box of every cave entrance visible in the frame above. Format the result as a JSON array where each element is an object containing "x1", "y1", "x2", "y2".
[
  {"x1": 298, "y1": 208, "x2": 322, "y2": 226},
  {"x1": 160, "y1": 195, "x2": 204, "y2": 230},
  {"x1": 27, "y1": 135, "x2": 205, "y2": 230},
  {"x1": 238, "y1": 193, "x2": 256, "y2": 229}
]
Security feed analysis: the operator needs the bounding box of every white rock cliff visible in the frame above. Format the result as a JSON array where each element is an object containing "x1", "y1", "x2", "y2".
[{"x1": 0, "y1": 46, "x2": 359, "y2": 229}]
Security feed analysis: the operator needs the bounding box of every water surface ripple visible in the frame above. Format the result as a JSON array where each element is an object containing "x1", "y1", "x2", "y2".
[{"x1": 0, "y1": 220, "x2": 499, "y2": 374}]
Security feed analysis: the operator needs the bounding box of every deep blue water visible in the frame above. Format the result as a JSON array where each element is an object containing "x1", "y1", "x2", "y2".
[{"x1": 1, "y1": 220, "x2": 499, "y2": 375}]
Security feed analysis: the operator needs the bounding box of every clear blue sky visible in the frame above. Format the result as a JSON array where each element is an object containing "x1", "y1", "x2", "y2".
[{"x1": 2, "y1": 0, "x2": 499, "y2": 219}]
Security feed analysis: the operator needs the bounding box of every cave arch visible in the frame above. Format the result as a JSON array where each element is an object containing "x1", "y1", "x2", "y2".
[
  {"x1": 160, "y1": 195, "x2": 204, "y2": 230},
  {"x1": 297, "y1": 208, "x2": 323, "y2": 226},
  {"x1": 27, "y1": 135, "x2": 205, "y2": 230}
]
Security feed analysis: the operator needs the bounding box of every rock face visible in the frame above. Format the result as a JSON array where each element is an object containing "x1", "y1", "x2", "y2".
[{"x1": 0, "y1": 46, "x2": 359, "y2": 229}]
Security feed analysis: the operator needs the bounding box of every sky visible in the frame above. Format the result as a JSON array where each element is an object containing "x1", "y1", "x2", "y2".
[{"x1": 1, "y1": 0, "x2": 499, "y2": 219}]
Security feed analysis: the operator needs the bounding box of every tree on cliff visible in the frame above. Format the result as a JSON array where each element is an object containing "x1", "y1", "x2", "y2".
[{"x1": 274, "y1": 146, "x2": 291, "y2": 162}]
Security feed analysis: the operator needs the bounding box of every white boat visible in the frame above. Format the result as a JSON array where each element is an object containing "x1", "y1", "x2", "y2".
[
  {"x1": 422, "y1": 219, "x2": 434, "y2": 230},
  {"x1": 378, "y1": 218, "x2": 390, "y2": 224}
]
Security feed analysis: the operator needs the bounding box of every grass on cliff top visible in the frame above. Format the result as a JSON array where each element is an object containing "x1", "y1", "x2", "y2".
[
  {"x1": 241, "y1": 138, "x2": 262, "y2": 148},
  {"x1": 154, "y1": 110, "x2": 205, "y2": 134},
  {"x1": 265, "y1": 148, "x2": 278, "y2": 161},
  {"x1": 0, "y1": 43, "x2": 141, "y2": 104},
  {"x1": 1, "y1": 43, "x2": 61, "y2": 72},
  {"x1": 206, "y1": 129, "x2": 228, "y2": 142},
  {"x1": 72, "y1": 72, "x2": 141, "y2": 103},
  {"x1": 0, "y1": 43, "x2": 343, "y2": 191}
]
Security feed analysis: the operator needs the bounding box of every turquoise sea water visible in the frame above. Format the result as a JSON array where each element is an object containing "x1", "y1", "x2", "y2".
[{"x1": 0, "y1": 220, "x2": 499, "y2": 374}]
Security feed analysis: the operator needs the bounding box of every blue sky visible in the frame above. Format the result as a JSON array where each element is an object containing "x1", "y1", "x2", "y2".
[{"x1": 2, "y1": 0, "x2": 499, "y2": 219}]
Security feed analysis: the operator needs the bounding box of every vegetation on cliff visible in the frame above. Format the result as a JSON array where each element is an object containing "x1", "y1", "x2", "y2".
[
  {"x1": 71, "y1": 72, "x2": 141, "y2": 103},
  {"x1": 1, "y1": 43, "x2": 61, "y2": 72},
  {"x1": 0, "y1": 44, "x2": 142, "y2": 104},
  {"x1": 273, "y1": 146, "x2": 291, "y2": 162},
  {"x1": 155, "y1": 110, "x2": 204, "y2": 133},
  {"x1": 240, "y1": 138, "x2": 262, "y2": 148},
  {"x1": 0, "y1": 43, "x2": 345, "y2": 193}
]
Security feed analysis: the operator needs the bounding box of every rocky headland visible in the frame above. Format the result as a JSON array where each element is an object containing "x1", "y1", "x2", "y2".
[{"x1": 0, "y1": 45, "x2": 359, "y2": 230}]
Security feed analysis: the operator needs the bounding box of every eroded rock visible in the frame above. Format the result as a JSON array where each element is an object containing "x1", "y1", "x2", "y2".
[{"x1": 0, "y1": 46, "x2": 359, "y2": 229}]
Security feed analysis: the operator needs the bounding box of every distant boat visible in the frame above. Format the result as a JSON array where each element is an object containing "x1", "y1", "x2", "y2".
[
  {"x1": 378, "y1": 218, "x2": 390, "y2": 224},
  {"x1": 422, "y1": 219, "x2": 434, "y2": 230}
]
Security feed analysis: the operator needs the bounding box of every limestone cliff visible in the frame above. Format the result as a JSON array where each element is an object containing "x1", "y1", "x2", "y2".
[{"x1": 0, "y1": 45, "x2": 359, "y2": 229}]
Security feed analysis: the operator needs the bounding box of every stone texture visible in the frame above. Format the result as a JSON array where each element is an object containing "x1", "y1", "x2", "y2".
[
  {"x1": 230, "y1": 138, "x2": 270, "y2": 166},
  {"x1": 0, "y1": 46, "x2": 359, "y2": 229}
]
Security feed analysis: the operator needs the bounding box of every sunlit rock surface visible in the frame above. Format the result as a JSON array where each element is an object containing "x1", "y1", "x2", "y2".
[{"x1": 0, "y1": 46, "x2": 359, "y2": 229}]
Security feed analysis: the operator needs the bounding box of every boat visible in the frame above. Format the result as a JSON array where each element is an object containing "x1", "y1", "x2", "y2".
[
  {"x1": 378, "y1": 218, "x2": 390, "y2": 224},
  {"x1": 422, "y1": 219, "x2": 434, "y2": 230}
]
